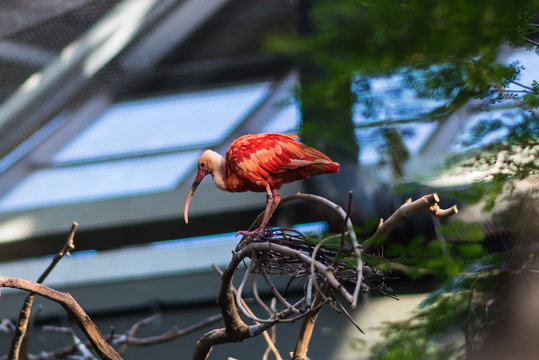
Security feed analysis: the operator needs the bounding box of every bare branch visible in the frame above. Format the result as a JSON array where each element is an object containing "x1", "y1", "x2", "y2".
[
  {"x1": 362, "y1": 193, "x2": 458, "y2": 252},
  {"x1": 0, "y1": 318, "x2": 14, "y2": 334},
  {"x1": 291, "y1": 311, "x2": 320, "y2": 360},
  {"x1": 43, "y1": 326, "x2": 97, "y2": 360},
  {"x1": 256, "y1": 262, "x2": 301, "y2": 315},
  {"x1": 278, "y1": 193, "x2": 363, "y2": 309},
  {"x1": 19, "y1": 305, "x2": 43, "y2": 359},
  {"x1": 15, "y1": 314, "x2": 222, "y2": 360},
  {"x1": 194, "y1": 243, "x2": 322, "y2": 360},
  {"x1": 333, "y1": 191, "x2": 354, "y2": 267},
  {"x1": 117, "y1": 314, "x2": 160, "y2": 355},
  {"x1": 333, "y1": 292, "x2": 364, "y2": 334},
  {"x1": 214, "y1": 265, "x2": 284, "y2": 360},
  {"x1": 0, "y1": 276, "x2": 121, "y2": 360},
  {"x1": 253, "y1": 279, "x2": 281, "y2": 360},
  {"x1": 8, "y1": 222, "x2": 78, "y2": 360},
  {"x1": 117, "y1": 314, "x2": 222, "y2": 347}
]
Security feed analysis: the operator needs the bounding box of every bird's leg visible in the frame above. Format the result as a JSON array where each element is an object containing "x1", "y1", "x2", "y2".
[
  {"x1": 268, "y1": 189, "x2": 281, "y2": 220},
  {"x1": 236, "y1": 187, "x2": 278, "y2": 243},
  {"x1": 258, "y1": 192, "x2": 275, "y2": 231}
]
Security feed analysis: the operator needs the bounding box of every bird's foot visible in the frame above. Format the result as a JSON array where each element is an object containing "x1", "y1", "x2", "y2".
[
  {"x1": 236, "y1": 228, "x2": 264, "y2": 237},
  {"x1": 235, "y1": 227, "x2": 269, "y2": 248}
]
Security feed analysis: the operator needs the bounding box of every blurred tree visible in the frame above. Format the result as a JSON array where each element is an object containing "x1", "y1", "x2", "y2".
[
  {"x1": 271, "y1": 0, "x2": 539, "y2": 172},
  {"x1": 270, "y1": 1, "x2": 539, "y2": 359},
  {"x1": 293, "y1": 0, "x2": 371, "y2": 222}
]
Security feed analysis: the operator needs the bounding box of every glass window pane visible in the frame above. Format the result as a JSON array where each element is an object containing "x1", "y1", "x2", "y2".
[
  {"x1": 353, "y1": 74, "x2": 447, "y2": 125},
  {"x1": 53, "y1": 82, "x2": 271, "y2": 162},
  {"x1": 0, "y1": 151, "x2": 199, "y2": 211},
  {"x1": 262, "y1": 103, "x2": 300, "y2": 134}
]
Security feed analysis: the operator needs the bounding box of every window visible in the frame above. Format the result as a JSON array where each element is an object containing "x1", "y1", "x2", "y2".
[{"x1": 0, "y1": 82, "x2": 272, "y2": 211}]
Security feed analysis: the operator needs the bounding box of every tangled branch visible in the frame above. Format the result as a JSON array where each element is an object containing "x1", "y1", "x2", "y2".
[{"x1": 193, "y1": 192, "x2": 457, "y2": 360}]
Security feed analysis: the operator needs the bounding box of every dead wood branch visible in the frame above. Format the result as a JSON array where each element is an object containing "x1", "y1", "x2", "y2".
[
  {"x1": 43, "y1": 326, "x2": 97, "y2": 360},
  {"x1": 362, "y1": 193, "x2": 458, "y2": 252},
  {"x1": 3, "y1": 313, "x2": 222, "y2": 360},
  {"x1": 0, "y1": 319, "x2": 14, "y2": 334},
  {"x1": 117, "y1": 314, "x2": 160, "y2": 356},
  {"x1": 193, "y1": 192, "x2": 392, "y2": 360},
  {"x1": 291, "y1": 310, "x2": 320, "y2": 360},
  {"x1": 278, "y1": 193, "x2": 364, "y2": 308},
  {"x1": 0, "y1": 277, "x2": 121, "y2": 360},
  {"x1": 213, "y1": 265, "x2": 283, "y2": 360},
  {"x1": 8, "y1": 222, "x2": 78, "y2": 360},
  {"x1": 194, "y1": 239, "x2": 362, "y2": 357},
  {"x1": 195, "y1": 192, "x2": 456, "y2": 359},
  {"x1": 116, "y1": 313, "x2": 222, "y2": 347}
]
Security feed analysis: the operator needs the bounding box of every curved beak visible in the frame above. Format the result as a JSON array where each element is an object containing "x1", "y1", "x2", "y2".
[{"x1": 184, "y1": 168, "x2": 208, "y2": 224}]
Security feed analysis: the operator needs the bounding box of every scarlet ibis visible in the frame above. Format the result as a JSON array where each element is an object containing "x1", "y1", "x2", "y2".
[{"x1": 184, "y1": 133, "x2": 340, "y2": 233}]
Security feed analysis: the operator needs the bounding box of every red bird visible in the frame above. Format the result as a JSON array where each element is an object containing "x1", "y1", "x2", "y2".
[{"x1": 184, "y1": 133, "x2": 340, "y2": 233}]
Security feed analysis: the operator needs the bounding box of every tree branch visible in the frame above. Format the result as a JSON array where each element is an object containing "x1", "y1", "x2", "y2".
[
  {"x1": 43, "y1": 326, "x2": 97, "y2": 360},
  {"x1": 362, "y1": 193, "x2": 458, "y2": 252},
  {"x1": 8, "y1": 222, "x2": 78, "y2": 360},
  {"x1": 277, "y1": 193, "x2": 363, "y2": 308},
  {"x1": 0, "y1": 277, "x2": 121, "y2": 360}
]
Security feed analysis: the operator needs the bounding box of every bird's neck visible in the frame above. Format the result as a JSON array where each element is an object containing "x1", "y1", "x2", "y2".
[{"x1": 210, "y1": 155, "x2": 227, "y2": 191}]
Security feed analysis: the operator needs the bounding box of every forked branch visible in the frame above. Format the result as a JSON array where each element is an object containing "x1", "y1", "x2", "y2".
[
  {"x1": 8, "y1": 222, "x2": 78, "y2": 360},
  {"x1": 362, "y1": 193, "x2": 458, "y2": 252},
  {"x1": 0, "y1": 277, "x2": 121, "y2": 360}
]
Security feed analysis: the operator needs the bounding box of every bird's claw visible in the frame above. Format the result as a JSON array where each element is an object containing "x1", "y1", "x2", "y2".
[
  {"x1": 235, "y1": 227, "x2": 268, "y2": 248},
  {"x1": 236, "y1": 228, "x2": 265, "y2": 238}
]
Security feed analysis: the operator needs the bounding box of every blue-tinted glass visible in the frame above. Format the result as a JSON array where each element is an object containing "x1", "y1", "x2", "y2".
[
  {"x1": 504, "y1": 48, "x2": 539, "y2": 90},
  {"x1": 353, "y1": 73, "x2": 447, "y2": 124},
  {"x1": 262, "y1": 103, "x2": 301, "y2": 134},
  {"x1": 53, "y1": 82, "x2": 271, "y2": 162},
  {"x1": 356, "y1": 122, "x2": 437, "y2": 164},
  {"x1": 0, "y1": 151, "x2": 199, "y2": 211},
  {"x1": 451, "y1": 107, "x2": 527, "y2": 152}
]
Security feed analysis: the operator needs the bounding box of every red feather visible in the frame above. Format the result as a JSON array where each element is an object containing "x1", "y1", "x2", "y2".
[{"x1": 224, "y1": 133, "x2": 339, "y2": 192}]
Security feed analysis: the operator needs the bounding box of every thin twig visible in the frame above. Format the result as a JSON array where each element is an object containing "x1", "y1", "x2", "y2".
[
  {"x1": 332, "y1": 292, "x2": 364, "y2": 334},
  {"x1": 257, "y1": 262, "x2": 301, "y2": 314},
  {"x1": 43, "y1": 326, "x2": 97, "y2": 360},
  {"x1": 252, "y1": 274, "x2": 281, "y2": 360},
  {"x1": 251, "y1": 273, "x2": 272, "y2": 316},
  {"x1": 309, "y1": 237, "x2": 332, "y2": 304},
  {"x1": 333, "y1": 191, "x2": 354, "y2": 267},
  {"x1": 117, "y1": 314, "x2": 222, "y2": 347},
  {"x1": 118, "y1": 314, "x2": 160, "y2": 355},
  {"x1": 291, "y1": 284, "x2": 331, "y2": 360},
  {"x1": 278, "y1": 193, "x2": 363, "y2": 309},
  {"x1": 8, "y1": 222, "x2": 78, "y2": 360},
  {"x1": 20, "y1": 304, "x2": 43, "y2": 359}
]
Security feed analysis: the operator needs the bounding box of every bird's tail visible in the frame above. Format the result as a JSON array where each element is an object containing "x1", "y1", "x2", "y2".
[
  {"x1": 323, "y1": 161, "x2": 340, "y2": 173},
  {"x1": 300, "y1": 160, "x2": 340, "y2": 178}
]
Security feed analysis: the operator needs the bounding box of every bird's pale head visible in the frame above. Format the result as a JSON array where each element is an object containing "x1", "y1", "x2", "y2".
[
  {"x1": 184, "y1": 149, "x2": 223, "y2": 224},
  {"x1": 197, "y1": 149, "x2": 221, "y2": 175}
]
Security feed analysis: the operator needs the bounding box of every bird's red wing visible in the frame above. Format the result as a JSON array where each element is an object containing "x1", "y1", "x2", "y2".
[{"x1": 226, "y1": 133, "x2": 339, "y2": 190}]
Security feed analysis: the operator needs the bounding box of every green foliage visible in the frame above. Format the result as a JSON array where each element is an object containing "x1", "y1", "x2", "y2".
[
  {"x1": 382, "y1": 221, "x2": 485, "y2": 280},
  {"x1": 369, "y1": 296, "x2": 465, "y2": 360},
  {"x1": 269, "y1": 0, "x2": 539, "y2": 110},
  {"x1": 369, "y1": 237, "x2": 506, "y2": 360},
  {"x1": 267, "y1": 2, "x2": 537, "y2": 359}
]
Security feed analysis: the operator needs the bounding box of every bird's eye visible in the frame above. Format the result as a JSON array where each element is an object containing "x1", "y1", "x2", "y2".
[{"x1": 200, "y1": 162, "x2": 205, "y2": 168}]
